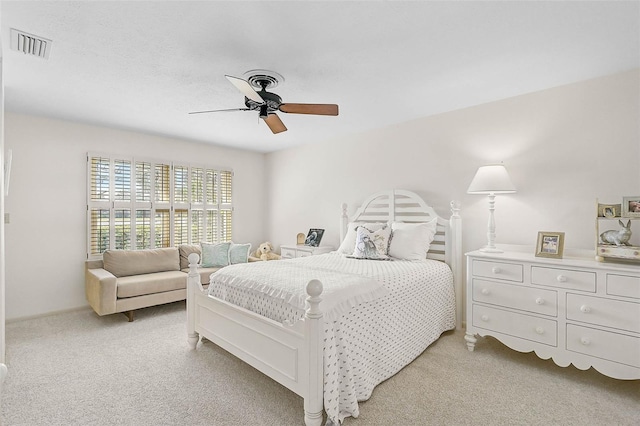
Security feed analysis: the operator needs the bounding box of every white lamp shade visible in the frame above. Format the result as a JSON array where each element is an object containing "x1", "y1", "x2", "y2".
[{"x1": 467, "y1": 164, "x2": 516, "y2": 194}]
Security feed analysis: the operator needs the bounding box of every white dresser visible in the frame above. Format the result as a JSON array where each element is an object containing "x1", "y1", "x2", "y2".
[
  {"x1": 280, "y1": 244, "x2": 334, "y2": 259},
  {"x1": 465, "y1": 249, "x2": 640, "y2": 380}
]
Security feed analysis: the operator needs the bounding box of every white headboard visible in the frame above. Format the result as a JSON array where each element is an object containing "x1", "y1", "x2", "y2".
[{"x1": 340, "y1": 189, "x2": 463, "y2": 328}]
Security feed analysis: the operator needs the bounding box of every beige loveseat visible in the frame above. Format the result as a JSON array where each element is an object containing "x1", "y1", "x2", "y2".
[{"x1": 85, "y1": 245, "x2": 220, "y2": 321}]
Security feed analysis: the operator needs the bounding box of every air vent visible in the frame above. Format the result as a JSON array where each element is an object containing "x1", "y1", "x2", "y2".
[{"x1": 10, "y1": 28, "x2": 52, "y2": 59}]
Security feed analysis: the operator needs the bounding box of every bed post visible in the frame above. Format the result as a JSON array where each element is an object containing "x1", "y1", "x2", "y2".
[
  {"x1": 449, "y1": 201, "x2": 463, "y2": 330},
  {"x1": 340, "y1": 203, "x2": 348, "y2": 244},
  {"x1": 304, "y1": 279, "x2": 324, "y2": 426},
  {"x1": 187, "y1": 253, "x2": 202, "y2": 350}
]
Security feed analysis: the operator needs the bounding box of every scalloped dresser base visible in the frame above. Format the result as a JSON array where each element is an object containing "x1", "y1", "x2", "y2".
[{"x1": 466, "y1": 250, "x2": 640, "y2": 381}]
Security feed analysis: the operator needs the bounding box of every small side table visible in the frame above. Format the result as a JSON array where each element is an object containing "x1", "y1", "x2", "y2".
[{"x1": 280, "y1": 245, "x2": 334, "y2": 259}]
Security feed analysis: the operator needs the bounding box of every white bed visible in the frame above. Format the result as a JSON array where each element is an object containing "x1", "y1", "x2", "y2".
[{"x1": 186, "y1": 189, "x2": 462, "y2": 425}]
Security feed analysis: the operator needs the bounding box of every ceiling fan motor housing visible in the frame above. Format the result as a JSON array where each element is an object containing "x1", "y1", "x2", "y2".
[{"x1": 245, "y1": 90, "x2": 282, "y2": 113}]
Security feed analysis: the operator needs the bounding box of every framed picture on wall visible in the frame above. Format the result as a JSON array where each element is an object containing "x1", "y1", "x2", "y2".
[
  {"x1": 622, "y1": 196, "x2": 640, "y2": 218},
  {"x1": 598, "y1": 203, "x2": 620, "y2": 218},
  {"x1": 535, "y1": 231, "x2": 565, "y2": 259},
  {"x1": 304, "y1": 229, "x2": 324, "y2": 247}
]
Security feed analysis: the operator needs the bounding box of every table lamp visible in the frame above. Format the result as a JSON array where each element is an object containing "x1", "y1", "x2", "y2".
[{"x1": 467, "y1": 164, "x2": 516, "y2": 252}]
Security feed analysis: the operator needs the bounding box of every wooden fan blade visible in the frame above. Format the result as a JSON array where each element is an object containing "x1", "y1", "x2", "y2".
[
  {"x1": 225, "y1": 75, "x2": 264, "y2": 104},
  {"x1": 188, "y1": 108, "x2": 250, "y2": 115},
  {"x1": 279, "y1": 103, "x2": 339, "y2": 116},
  {"x1": 262, "y1": 113, "x2": 287, "y2": 134}
]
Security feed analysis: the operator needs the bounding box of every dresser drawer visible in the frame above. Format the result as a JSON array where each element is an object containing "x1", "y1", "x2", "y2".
[
  {"x1": 472, "y1": 260, "x2": 523, "y2": 282},
  {"x1": 472, "y1": 279, "x2": 557, "y2": 316},
  {"x1": 472, "y1": 305, "x2": 557, "y2": 346},
  {"x1": 280, "y1": 248, "x2": 296, "y2": 259},
  {"x1": 607, "y1": 274, "x2": 640, "y2": 300},
  {"x1": 567, "y1": 324, "x2": 640, "y2": 368},
  {"x1": 296, "y1": 249, "x2": 313, "y2": 258},
  {"x1": 531, "y1": 266, "x2": 596, "y2": 292},
  {"x1": 566, "y1": 294, "x2": 640, "y2": 333}
]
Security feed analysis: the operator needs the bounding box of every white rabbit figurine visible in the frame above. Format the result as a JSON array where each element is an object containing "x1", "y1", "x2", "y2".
[{"x1": 600, "y1": 219, "x2": 632, "y2": 246}]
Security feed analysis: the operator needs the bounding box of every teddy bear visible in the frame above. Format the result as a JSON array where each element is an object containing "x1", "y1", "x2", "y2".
[{"x1": 250, "y1": 242, "x2": 281, "y2": 261}]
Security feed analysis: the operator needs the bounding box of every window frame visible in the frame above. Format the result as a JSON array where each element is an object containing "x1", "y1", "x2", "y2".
[{"x1": 87, "y1": 152, "x2": 233, "y2": 259}]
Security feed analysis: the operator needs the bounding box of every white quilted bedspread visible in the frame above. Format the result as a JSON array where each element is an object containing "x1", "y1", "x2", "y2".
[
  {"x1": 208, "y1": 256, "x2": 389, "y2": 323},
  {"x1": 208, "y1": 252, "x2": 455, "y2": 424}
]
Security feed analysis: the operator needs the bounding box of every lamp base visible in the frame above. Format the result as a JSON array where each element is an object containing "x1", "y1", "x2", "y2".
[{"x1": 479, "y1": 246, "x2": 503, "y2": 253}]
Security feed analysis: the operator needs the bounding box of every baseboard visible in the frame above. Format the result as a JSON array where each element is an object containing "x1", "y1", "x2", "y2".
[{"x1": 6, "y1": 305, "x2": 92, "y2": 323}]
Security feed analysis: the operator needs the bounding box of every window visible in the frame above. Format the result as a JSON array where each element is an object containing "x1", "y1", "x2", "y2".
[{"x1": 87, "y1": 153, "x2": 233, "y2": 258}]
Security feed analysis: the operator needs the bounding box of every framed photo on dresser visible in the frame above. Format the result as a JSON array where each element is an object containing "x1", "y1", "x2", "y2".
[
  {"x1": 622, "y1": 196, "x2": 640, "y2": 218},
  {"x1": 535, "y1": 231, "x2": 565, "y2": 258},
  {"x1": 304, "y1": 228, "x2": 324, "y2": 247},
  {"x1": 598, "y1": 203, "x2": 620, "y2": 218}
]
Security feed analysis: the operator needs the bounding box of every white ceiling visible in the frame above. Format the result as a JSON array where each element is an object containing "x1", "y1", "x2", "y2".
[{"x1": 2, "y1": 1, "x2": 638, "y2": 153}]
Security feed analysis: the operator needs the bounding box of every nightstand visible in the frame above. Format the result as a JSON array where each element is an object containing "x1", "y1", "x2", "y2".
[
  {"x1": 280, "y1": 245, "x2": 334, "y2": 259},
  {"x1": 465, "y1": 248, "x2": 640, "y2": 380}
]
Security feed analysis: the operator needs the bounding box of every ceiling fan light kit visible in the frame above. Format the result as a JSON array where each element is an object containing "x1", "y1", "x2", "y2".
[{"x1": 190, "y1": 69, "x2": 338, "y2": 134}]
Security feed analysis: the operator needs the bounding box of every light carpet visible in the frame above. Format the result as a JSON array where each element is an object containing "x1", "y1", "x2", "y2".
[{"x1": 1, "y1": 301, "x2": 638, "y2": 425}]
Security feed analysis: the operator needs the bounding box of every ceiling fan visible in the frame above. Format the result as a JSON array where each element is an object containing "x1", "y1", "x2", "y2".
[{"x1": 189, "y1": 70, "x2": 339, "y2": 134}]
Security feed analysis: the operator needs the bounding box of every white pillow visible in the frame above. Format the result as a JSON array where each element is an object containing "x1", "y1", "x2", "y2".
[
  {"x1": 351, "y1": 224, "x2": 392, "y2": 260},
  {"x1": 338, "y1": 222, "x2": 386, "y2": 254},
  {"x1": 388, "y1": 219, "x2": 438, "y2": 261}
]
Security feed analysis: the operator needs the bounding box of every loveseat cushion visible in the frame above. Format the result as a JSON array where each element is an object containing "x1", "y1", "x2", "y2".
[
  {"x1": 116, "y1": 270, "x2": 186, "y2": 298},
  {"x1": 179, "y1": 244, "x2": 201, "y2": 270},
  {"x1": 103, "y1": 247, "x2": 180, "y2": 278}
]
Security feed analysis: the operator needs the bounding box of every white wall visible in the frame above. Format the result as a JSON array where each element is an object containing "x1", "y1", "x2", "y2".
[
  {"x1": 265, "y1": 69, "x2": 640, "y2": 258},
  {"x1": 0, "y1": 52, "x2": 7, "y2": 372},
  {"x1": 4, "y1": 69, "x2": 639, "y2": 320},
  {"x1": 3, "y1": 113, "x2": 266, "y2": 320}
]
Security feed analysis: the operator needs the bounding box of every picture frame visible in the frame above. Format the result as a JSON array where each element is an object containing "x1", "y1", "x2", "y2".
[
  {"x1": 535, "y1": 231, "x2": 565, "y2": 259},
  {"x1": 304, "y1": 228, "x2": 324, "y2": 247},
  {"x1": 622, "y1": 196, "x2": 640, "y2": 218},
  {"x1": 598, "y1": 203, "x2": 620, "y2": 218}
]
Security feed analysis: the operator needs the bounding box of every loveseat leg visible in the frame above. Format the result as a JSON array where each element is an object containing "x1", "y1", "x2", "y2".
[{"x1": 123, "y1": 311, "x2": 134, "y2": 322}]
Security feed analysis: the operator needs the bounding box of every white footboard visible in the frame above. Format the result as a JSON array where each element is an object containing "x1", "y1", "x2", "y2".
[{"x1": 186, "y1": 254, "x2": 324, "y2": 426}]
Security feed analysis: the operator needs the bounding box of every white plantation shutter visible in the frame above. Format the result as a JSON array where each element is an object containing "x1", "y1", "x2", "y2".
[
  {"x1": 87, "y1": 153, "x2": 233, "y2": 258},
  {"x1": 88, "y1": 156, "x2": 112, "y2": 256},
  {"x1": 113, "y1": 160, "x2": 131, "y2": 202},
  {"x1": 155, "y1": 164, "x2": 170, "y2": 203},
  {"x1": 206, "y1": 169, "x2": 216, "y2": 204},
  {"x1": 90, "y1": 157, "x2": 110, "y2": 201},
  {"x1": 155, "y1": 209, "x2": 171, "y2": 248},
  {"x1": 135, "y1": 209, "x2": 151, "y2": 249},
  {"x1": 173, "y1": 165, "x2": 189, "y2": 204},
  {"x1": 220, "y1": 170, "x2": 232, "y2": 204},
  {"x1": 114, "y1": 209, "x2": 131, "y2": 250},
  {"x1": 136, "y1": 161, "x2": 151, "y2": 202},
  {"x1": 206, "y1": 209, "x2": 217, "y2": 243},
  {"x1": 191, "y1": 168, "x2": 204, "y2": 204},
  {"x1": 89, "y1": 209, "x2": 110, "y2": 256},
  {"x1": 218, "y1": 170, "x2": 233, "y2": 243},
  {"x1": 174, "y1": 209, "x2": 189, "y2": 246},
  {"x1": 220, "y1": 209, "x2": 232, "y2": 242},
  {"x1": 191, "y1": 209, "x2": 204, "y2": 244}
]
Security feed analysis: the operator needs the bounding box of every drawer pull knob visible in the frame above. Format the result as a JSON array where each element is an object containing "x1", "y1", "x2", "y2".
[
  {"x1": 491, "y1": 267, "x2": 502, "y2": 274},
  {"x1": 580, "y1": 337, "x2": 591, "y2": 346},
  {"x1": 481, "y1": 314, "x2": 489, "y2": 322},
  {"x1": 535, "y1": 298, "x2": 545, "y2": 305},
  {"x1": 556, "y1": 275, "x2": 567, "y2": 282},
  {"x1": 481, "y1": 288, "x2": 490, "y2": 295},
  {"x1": 535, "y1": 327, "x2": 544, "y2": 335},
  {"x1": 580, "y1": 305, "x2": 591, "y2": 313}
]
